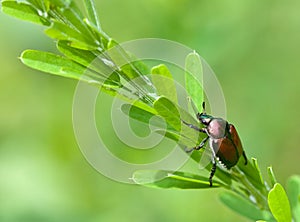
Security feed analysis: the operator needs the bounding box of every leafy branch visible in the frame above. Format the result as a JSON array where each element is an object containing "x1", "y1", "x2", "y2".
[{"x1": 2, "y1": 0, "x2": 300, "y2": 221}]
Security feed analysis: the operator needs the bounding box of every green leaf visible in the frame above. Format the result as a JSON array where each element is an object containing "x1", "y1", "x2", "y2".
[
  {"x1": 237, "y1": 158, "x2": 266, "y2": 192},
  {"x1": 58, "y1": 6, "x2": 95, "y2": 41},
  {"x1": 48, "y1": 0, "x2": 84, "y2": 21},
  {"x1": 133, "y1": 170, "x2": 221, "y2": 189},
  {"x1": 106, "y1": 42, "x2": 155, "y2": 99},
  {"x1": 83, "y1": 18, "x2": 109, "y2": 48},
  {"x1": 107, "y1": 41, "x2": 154, "y2": 95},
  {"x1": 106, "y1": 42, "x2": 147, "y2": 77},
  {"x1": 287, "y1": 175, "x2": 300, "y2": 209},
  {"x1": 153, "y1": 97, "x2": 209, "y2": 149},
  {"x1": 122, "y1": 104, "x2": 178, "y2": 138},
  {"x1": 122, "y1": 103, "x2": 202, "y2": 147},
  {"x1": 287, "y1": 175, "x2": 300, "y2": 222},
  {"x1": 121, "y1": 104, "x2": 160, "y2": 127},
  {"x1": 126, "y1": 52, "x2": 151, "y2": 76},
  {"x1": 2, "y1": 1, "x2": 50, "y2": 26},
  {"x1": 57, "y1": 41, "x2": 124, "y2": 88},
  {"x1": 20, "y1": 50, "x2": 86, "y2": 80},
  {"x1": 252, "y1": 158, "x2": 264, "y2": 187},
  {"x1": 27, "y1": 0, "x2": 50, "y2": 12},
  {"x1": 57, "y1": 41, "x2": 97, "y2": 67},
  {"x1": 219, "y1": 191, "x2": 273, "y2": 221},
  {"x1": 107, "y1": 38, "x2": 118, "y2": 49},
  {"x1": 124, "y1": 104, "x2": 175, "y2": 138},
  {"x1": 121, "y1": 62, "x2": 149, "y2": 79},
  {"x1": 83, "y1": 0, "x2": 101, "y2": 31},
  {"x1": 106, "y1": 43, "x2": 134, "y2": 74},
  {"x1": 45, "y1": 21, "x2": 98, "y2": 50},
  {"x1": 153, "y1": 97, "x2": 181, "y2": 132},
  {"x1": 49, "y1": 0, "x2": 72, "y2": 8},
  {"x1": 151, "y1": 64, "x2": 177, "y2": 103},
  {"x1": 267, "y1": 166, "x2": 277, "y2": 188},
  {"x1": 27, "y1": 0, "x2": 41, "y2": 8},
  {"x1": 155, "y1": 129, "x2": 201, "y2": 148},
  {"x1": 21, "y1": 49, "x2": 123, "y2": 89},
  {"x1": 268, "y1": 183, "x2": 292, "y2": 222},
  {"x1": 57, "y1": 41, "x2": 107, "y2": 73},
  {"x1": 185, "y1": 51, "x2": 203, "y2": 111}
]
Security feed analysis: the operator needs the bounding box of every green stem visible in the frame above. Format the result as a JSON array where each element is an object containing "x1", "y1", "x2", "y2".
[{"x1": 232, "y1": 168, "x2": 269, "y2": 210}]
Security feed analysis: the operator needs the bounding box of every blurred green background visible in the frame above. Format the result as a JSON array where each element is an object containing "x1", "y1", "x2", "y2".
[{"x1": 1, "y1": 0, "x2": 300, "y2": 221}]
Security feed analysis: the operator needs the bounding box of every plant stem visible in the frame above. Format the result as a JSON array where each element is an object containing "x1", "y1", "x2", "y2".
[{"x1": 232, "y1": 167, "x2": 269, "y2": 210}]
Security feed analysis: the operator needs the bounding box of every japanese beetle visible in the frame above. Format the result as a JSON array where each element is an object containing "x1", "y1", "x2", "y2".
[{"x1": 182, "y1": 102, "x2": 247, "y2": 186}]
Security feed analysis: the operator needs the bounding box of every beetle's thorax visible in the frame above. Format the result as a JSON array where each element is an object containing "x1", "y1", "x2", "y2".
[{"x1": 206, "y1": 118, "x2": 227, "y2": 139}]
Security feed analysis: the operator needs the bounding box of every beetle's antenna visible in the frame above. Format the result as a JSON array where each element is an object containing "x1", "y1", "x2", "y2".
[{"x1": 202, "y1": 101, "x2": 206, "y2": 114}]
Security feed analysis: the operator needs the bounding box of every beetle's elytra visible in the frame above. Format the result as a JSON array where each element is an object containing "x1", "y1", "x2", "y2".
[{"x1": 182, "y1": 102, "x2": 248, "y2": 186}]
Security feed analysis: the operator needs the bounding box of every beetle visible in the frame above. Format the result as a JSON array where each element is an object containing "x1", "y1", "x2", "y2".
[{"x1": 182, "y1": 102, "x2": 247, "y2": 186}]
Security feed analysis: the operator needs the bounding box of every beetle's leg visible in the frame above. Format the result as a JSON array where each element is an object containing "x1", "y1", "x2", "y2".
[
  {"x1": 184, "y1": 144, "x2": 203, "y2": 153},
  {"x1": 181, "y1": 119, "x2": 205, "y2": 133},
  {"x1": 209, "y1": 158, "x2": 217, "y2": 187},
  {"x1": 184, "y1": 147, "x2": 196, "y2": 153},
  {"x1": 199, "y1": 136, "x2": 209, "y2": 148},
  {"x1": 242, "y1": 151, "x2": 248, "y2": 165},
  {"x1": 184, "y1": 136, "x2": 208, "y2": 153}
]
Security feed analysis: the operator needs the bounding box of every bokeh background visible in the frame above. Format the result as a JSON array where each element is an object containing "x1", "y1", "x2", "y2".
[{"x1": 1, "y1": 0, "x2": 300, "y2": 221}]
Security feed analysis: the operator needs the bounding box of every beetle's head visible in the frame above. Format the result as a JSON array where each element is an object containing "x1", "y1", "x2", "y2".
[
  {"x1": 197, "y1": 113, "x2": 213, "y2": 125},
  {"x1": 196, "y1": 102, "x2": 213, "y2": 125}
]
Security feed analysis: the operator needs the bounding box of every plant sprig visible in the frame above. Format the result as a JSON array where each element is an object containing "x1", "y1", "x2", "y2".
[{"x1": 2, "y1": 0, "x2": 300, "y2": 221}]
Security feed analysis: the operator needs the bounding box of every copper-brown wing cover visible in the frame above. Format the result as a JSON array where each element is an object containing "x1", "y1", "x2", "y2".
[
  {"x1": 229, "y1": 124, "x2": 243, "y2": 156},
  {"x1": 211, "y1": 124, "x2": 243, "y2": 169}
]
